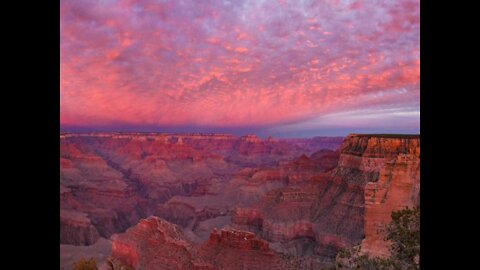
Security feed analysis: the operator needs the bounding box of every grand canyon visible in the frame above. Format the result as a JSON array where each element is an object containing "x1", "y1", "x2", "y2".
[
  {"x1": 60, "y1": 132, "x2": 419, "y2": 269},
  {"x1": 60, "y1": 0, "x2": 420, "y2": 268}
]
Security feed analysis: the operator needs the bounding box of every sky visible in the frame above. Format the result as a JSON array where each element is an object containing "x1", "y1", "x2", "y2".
[{"x1": 60, "y1": 0, "x2": 420, "y2": 137}]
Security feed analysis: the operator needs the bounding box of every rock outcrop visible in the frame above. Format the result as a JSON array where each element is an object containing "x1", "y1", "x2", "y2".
[
  {"x1": 345, "y1": 134, "x2": 420, "y2": 257},
  {"x1": 110, "y1": 216, "x2": 280, "y2": 269},
  {"x1": 111, "y1": 217, "x2": 200, "y2": 269},
  {"x1": 111, "y1": 216, "x2": 332, "y2": 270}
]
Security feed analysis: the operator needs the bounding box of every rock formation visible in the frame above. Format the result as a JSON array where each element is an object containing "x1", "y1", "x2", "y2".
[
  {"x1": 60, "y1": 133, "x2": 342, "y2": 246},
  {"x1": 111, "y1": 216, "x2": 329, "y2": 270},
  {"x1": 231, "y1": 134, "x2": 420, "y2": 263},
  {"x1": 60, "y1": 132, "x2": 420, "y2": 269},
  {"x1": 347, "y1": 134, "x2": 421, "y2": 257}
]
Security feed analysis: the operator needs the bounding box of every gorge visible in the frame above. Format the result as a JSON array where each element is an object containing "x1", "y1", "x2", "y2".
[{"x1": 60, "y1": 133, "x2": 419, "y2": 270}]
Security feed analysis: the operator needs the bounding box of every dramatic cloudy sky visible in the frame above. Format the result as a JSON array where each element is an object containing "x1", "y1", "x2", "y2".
[{"x1": 60, "y1": 0, "x2": 419, "y2": 137}]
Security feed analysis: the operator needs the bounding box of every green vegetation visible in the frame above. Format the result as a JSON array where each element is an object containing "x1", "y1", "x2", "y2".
[
  {"x1": 336, "y1": 206, "x2": 420, "y2": 270},
  {"x1": 385, "y1": 206, "x2": 420, "y2": 269},
  {"x1": 107, "y1": 257, "x2": 134, "y2": 270},
  {"x1": 336, "y1": 245, "x2": 397, "y2": 270},
  {"x1": 73, "y1": 257, "x2": 98, "y2": 270}
]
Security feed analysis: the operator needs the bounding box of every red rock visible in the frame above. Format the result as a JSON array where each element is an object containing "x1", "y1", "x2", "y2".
[
  {"x1": 111, "y1": 217, "x2": 199, "y2": 269},
  {"x1": 207, "y1": 228, "x2": 271, "y2": 252},
  {"x1": 347, "y1": 135, "x2": 421, "y2": 258},
  {"x1": 229, "y1": 134, "x2": 420, "y2": 262},
  {"x1": 111, "y1": 216, "x2": 286, "y2": 269},
  {"x1": 231, "y1": 207, "x2": 263, "y2": 227},
  {"x1": 61, "y1": 132, "x2": 419, "y2": 267},
  {"x1": 60, "y1": 157, "x2": 75, "y2": 168}
]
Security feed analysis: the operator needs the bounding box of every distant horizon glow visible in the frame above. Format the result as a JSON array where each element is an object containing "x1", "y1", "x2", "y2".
[{"x1": 60, "y1": 0, "x2": 420, "y2": 137}]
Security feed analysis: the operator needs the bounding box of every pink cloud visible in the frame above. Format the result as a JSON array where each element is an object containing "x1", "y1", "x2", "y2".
[{"x1": 60, "y1": 0, "x2": 419, "y2": 133}]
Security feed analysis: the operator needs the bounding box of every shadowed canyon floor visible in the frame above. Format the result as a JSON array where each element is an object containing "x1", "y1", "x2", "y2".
[{"x1": 60, "y1": 133, "x2": 419, "y2": 269}]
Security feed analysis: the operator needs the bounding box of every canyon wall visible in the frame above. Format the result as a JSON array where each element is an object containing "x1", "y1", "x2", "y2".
[
  {"x1": 60, "y1": 133, "x2": 343, "y2": 246},
  {"x1": 342, "y1": 134, "x2": 421, "y2": 257},
  {"x1": 230, "y1": 150, "x2": 364, "y2": 260},
  {"x1": 230, "y1": 134, "x2": 420, "y2": 262},
  {"x1": 61, "y1": 132, "x2": 419, "y2": 269}
]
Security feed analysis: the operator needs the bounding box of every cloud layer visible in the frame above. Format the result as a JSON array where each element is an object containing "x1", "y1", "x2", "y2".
[{"x1": 60, "y1": 0, "x2": 420, "y2": 136}]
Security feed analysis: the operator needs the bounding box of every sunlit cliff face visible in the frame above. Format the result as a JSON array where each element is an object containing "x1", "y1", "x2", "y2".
[{"x1": 60, "y1": 0, "x2": 419, "y2": 136}]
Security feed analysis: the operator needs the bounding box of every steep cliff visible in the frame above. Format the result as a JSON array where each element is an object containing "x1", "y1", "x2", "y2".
[{"x1": 341, "y1": 134, "x2": 420, "y2": 257}]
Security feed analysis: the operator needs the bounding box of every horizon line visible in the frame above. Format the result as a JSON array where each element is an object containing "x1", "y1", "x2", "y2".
[{"x1": 60, "y1": 131, "x2": 420, "y2": 139}]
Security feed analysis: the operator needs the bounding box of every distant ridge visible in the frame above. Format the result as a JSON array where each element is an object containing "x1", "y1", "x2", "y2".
[{"x1": 349, "y1": 134, "x2": 420, "y2": 138}]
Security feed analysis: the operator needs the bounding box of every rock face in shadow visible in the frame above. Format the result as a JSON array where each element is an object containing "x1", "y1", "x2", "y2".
[
  {"x1": 60, "y1": 209, "x2": 100, "y2": 245},
  {"x1": 60, "y1": 142, "x2": 146, "y2": 244}
]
